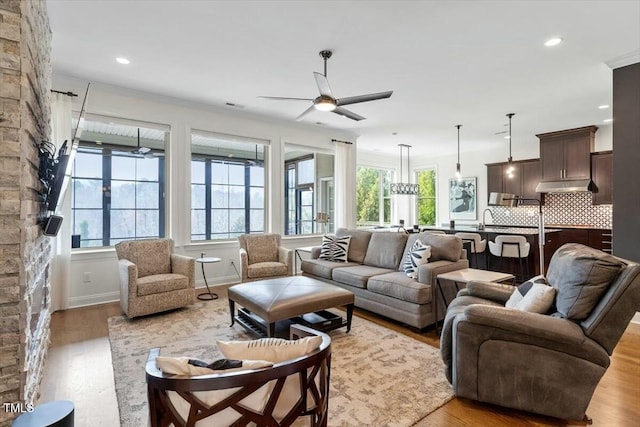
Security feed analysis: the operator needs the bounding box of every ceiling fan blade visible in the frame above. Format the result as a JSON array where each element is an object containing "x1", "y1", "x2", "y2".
[
  {"x1": 313, "y1": 72, "x2": 334, "y2": 98},
  {"x1": 258, "y1": 96, "x2": 314, "y2": 101},
  {"x1": 295, "y1": 105, "x2": 317, "y2": 121},
  {"x1": 332, "y1": 107, "x2": 365, "y2": 121},
  {"x1": 336, "y1": 90, "x2": 393, "y2": 107}
]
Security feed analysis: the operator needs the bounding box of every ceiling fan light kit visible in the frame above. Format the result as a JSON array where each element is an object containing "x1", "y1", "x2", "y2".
[
  {"x1": 390, "y1": 144, "x2": 419, "y2": 196},
  {"x1": 314, "y1": 96, "x2": 336, "y2": 111},
  {"x1": 260, "y1": 49, "x2": 392, "y2": 121}
]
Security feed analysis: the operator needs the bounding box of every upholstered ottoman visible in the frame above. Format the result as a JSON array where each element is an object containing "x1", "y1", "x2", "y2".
[{"x1": 228, "y1": 276, "x2": 354, "y2": 337}]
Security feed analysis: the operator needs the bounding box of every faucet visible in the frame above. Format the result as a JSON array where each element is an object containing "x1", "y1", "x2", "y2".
[{"x1": 479, "y1": 208, "x2": 493, "y2": 230}]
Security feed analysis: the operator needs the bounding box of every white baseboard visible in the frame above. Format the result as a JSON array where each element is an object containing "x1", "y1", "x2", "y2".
[
  {"x1": 195, "y1": 274, "x2": 240, "y2": 288},
  {"x1": 632, "y1": 312, "x2": 640, "y2": 324},
  {"x1": 64, "y1": 279, "x2": 238, "y2": 310},
  {"x1": 67, "y1": 291, "x2": 120, "y2": 309}
]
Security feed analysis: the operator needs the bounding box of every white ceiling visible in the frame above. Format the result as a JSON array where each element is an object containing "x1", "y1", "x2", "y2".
[{"x1": 46, "y1": 0, "x2": 640, "y2": 158}]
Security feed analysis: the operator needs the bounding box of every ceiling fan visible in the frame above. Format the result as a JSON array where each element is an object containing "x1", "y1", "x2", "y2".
[
  {"x1": 131, "y1": 128, "x2": 164, "y2": 158},
  {"x1": 259, "y1": 50, "x2": 393, "y2": 121}
]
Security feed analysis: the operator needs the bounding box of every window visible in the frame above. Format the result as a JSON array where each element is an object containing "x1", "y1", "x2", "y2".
[
  {"x1": 356, "y1": 166, "x2": 392, "y2": 227},
  {"x1": 191, "y1": 131, "x2": 266, "y2": 241},
  {"x1": 284, "y1": 145, "x2": 334, "y2": 236},
  {"x1": 416, "y1": 168, "x2": 437, "y2": 226},
  {"x1": 71, "y1": 119, "x2": 167, "y2": 247}
]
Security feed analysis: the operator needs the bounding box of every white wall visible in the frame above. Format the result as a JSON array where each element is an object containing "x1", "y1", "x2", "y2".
[{"x1": 54, "y1": 74, "x2": 357, "y2": 308}]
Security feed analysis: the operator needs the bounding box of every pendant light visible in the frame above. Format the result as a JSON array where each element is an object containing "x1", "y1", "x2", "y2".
[
  {"x1": 390, "y1": 144, "x2": 419, "y2": 195},
  {"x1": 505, "y1": 113, "x2": 515, "y2": 178},
  {"x1": 455, "y1": 124, "x2": 462, "y2": 180}
]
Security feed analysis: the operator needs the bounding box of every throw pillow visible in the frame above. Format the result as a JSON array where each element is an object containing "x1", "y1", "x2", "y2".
[
  {"x1": 505, "y1": 275, "x2": 556, "y2": 313},
  {"x1": 156, "y1": 357, "x2": 272, "y2": 376},
  {"x1": 318, "y1": 234, "x2": 351, "y2": 263},
  {"x1": 217, "y1": 335, "x2": 323, "y2": 363},
  {"x1": 403, "y1": 239, "x2": 431, "y2": 279}
]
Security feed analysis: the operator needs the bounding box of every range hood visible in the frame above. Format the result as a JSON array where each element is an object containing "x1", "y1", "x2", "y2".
[{"x1": 535, "y1": 179, "x2": 592, "y2": 193}]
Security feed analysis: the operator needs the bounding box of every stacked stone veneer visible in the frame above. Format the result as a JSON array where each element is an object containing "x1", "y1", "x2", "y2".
[{"x1": 0, "y1": 0, "x2": 52, "y2": 425}]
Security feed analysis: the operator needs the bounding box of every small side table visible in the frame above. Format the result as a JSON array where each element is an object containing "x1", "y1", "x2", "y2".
[
  {"x1": 196, "y1": 256, "x2": 221, "y2": 301},
  {"x1": 435, "y1": 268, "x2": 515, "y2": 333}
]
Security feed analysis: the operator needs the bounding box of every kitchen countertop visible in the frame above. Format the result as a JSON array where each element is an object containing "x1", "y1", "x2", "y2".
[{"x1": 422, "y1": 225, "x2": 562, "y2": 235}]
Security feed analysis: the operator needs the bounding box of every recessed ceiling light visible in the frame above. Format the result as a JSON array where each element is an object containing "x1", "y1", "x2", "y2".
[
  {"x1": 603, "y1": 118, "x2": 613, "y2": 123},
  {"x1": 504, "y1": 135, "x2": 511, "y2": 139},
  {"x1": 115, "y1": 57, "x2": 130, "y2": 65},
  {"x1": 598, "y1": 104, "x2": 610, "y2": 109},
  {"x1": 544, "y1": 37, "x2": 563, "y2": 47}
]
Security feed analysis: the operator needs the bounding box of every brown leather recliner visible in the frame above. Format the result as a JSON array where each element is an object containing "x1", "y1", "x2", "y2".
[{"x1": 440, "y1": 243, "x2": 640, "y2": 422}]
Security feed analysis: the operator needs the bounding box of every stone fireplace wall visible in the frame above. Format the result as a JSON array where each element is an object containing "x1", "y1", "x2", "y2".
[{"x1": 0, "y1": 0, "x2": 51, "y2": 425}]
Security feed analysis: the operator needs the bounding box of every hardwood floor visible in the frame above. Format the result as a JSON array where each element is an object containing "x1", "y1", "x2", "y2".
[{"x1": 39, "y1": 290, "x2": 640, "y2": 426}]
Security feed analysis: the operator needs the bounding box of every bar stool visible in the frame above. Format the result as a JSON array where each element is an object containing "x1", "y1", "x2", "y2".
[
  {"x1": 488, "y1": 235, "x2": 530, "y2": 282},
  {"x1": 455, "y1": 232, "x2": 487, "y2": 269}
]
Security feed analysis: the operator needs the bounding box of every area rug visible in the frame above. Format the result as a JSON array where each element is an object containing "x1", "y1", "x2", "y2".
[{"x1": 108, "y1": 299, "x2": 454, "y2": 426}]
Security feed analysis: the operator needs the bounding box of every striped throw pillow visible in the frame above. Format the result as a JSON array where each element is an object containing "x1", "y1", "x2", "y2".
[
  {"x1": 403, "y1": 239, "x2": 431, "y2": 278},
  {"x1": 319, "y1": 234, "x2": 351, "y2": 262}
]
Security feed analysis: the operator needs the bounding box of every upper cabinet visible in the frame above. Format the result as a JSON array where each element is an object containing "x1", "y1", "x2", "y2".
[
  {"x1": 537, "y1": 126, "x2": 597, "y2": 182},
  {"x1": 591, "y1": 151, "x2": 613, "y2": 205},
  {"x1": 486, "y1": 159, "x2": 543, "y2": 205}
]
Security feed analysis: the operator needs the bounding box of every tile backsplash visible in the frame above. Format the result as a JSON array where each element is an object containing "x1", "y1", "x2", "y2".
[{"x1": 490, "y1": 192, "x2": 612, "y2": 229}]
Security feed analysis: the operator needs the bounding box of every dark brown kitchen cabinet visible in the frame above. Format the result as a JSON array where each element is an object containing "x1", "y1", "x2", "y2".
[
  {"x1": 558, "y1": 228, "x2": 590, "y2": 246},
  {"x1": 591, "y1": 151, "x2": 612, "y2": 205},
  {"x1": 486, "y1": 159, "x2": 542, "y2": 205},
  {"x1": 537, "y1": 126, "x2": 597, "y2": 182},
  {"x1": 487, "y1": 164, "x2": 504, "y2": 200},
  {"x1": 521, "y1": 160, "x2": 543, "y2": 204},
  {"x1": 503, "y1": 163, "x2": 521, "y2": 196},
  {"x1": 554, "y1": 227, "x2": 612, "y2": 253},
  {"x1": 588, "y1": 229, "x2": 613, "y2": 253}
]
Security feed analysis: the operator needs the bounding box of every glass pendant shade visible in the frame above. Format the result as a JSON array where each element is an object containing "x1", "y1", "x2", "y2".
[{"x1": 505, "y1": 113, "x2": 515, "y2": 176}]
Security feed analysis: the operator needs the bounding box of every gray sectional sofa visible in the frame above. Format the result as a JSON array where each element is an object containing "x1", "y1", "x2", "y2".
[{"x1": 301, "y1": 228, "x2": 469, "y2": 329}]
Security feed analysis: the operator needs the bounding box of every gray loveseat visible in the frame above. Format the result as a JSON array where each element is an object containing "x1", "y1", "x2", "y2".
[
  {"x1": 440, "y1": 243, "x2": 640, "y2": 421},
  {"x1": 301, "y1": 228, "x2": 469, "y2": 329}
]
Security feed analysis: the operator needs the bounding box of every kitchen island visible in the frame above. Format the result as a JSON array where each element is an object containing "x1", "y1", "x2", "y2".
[{"x1": 421, "y1": 225, "x2": 562, "y2": 277}]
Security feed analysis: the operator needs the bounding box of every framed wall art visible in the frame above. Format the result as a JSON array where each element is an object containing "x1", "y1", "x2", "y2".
[{"x1": 449, "y1": 177, "x2": 477, "y2": 220}]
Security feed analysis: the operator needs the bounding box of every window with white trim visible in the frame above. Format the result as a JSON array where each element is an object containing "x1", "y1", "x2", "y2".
[
  {"x1": 71, "y1": 118, "x2": 168, "y2": 247},
  {"x1": 284, "y1": 145, "x2": 334, "y2": 235},
  {"x1": 191, "y1": 131, "x2": 266, "y2": 241},
  {"x1": 415, "y1": 168, "x2": 437, "y2": 226},
  {"x1": 356, "y1": 166, "x2": 392, "y2": 227}
]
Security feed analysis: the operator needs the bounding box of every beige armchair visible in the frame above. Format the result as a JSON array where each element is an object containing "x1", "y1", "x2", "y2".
[
  {"x1": 238, "y1": 233, "x2": 292, "y2": 282},
  {"x1": 440, "y1": 243, "x2": 640, "y2": 422},
  {"x1": 115, "y1": 238, "x2": 195, "y2": 318}
]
